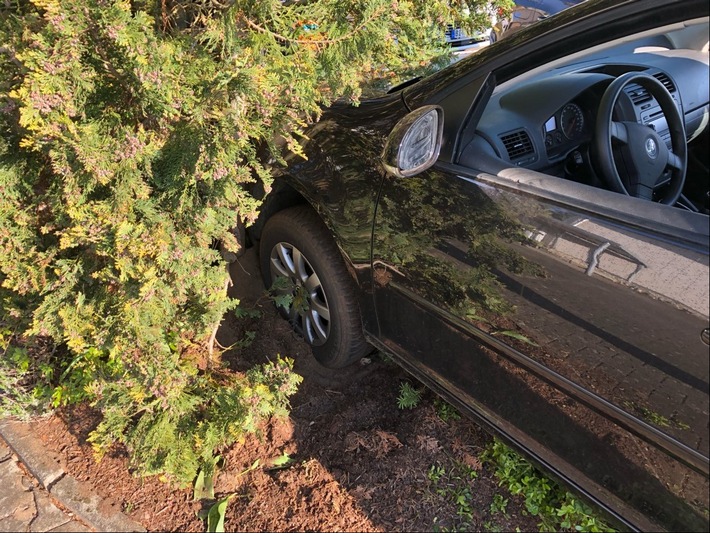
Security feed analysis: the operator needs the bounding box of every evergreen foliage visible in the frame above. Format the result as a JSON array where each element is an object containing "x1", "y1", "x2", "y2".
[{"x1": 0, "y1": 0, "x2": 505, "y2": 485}]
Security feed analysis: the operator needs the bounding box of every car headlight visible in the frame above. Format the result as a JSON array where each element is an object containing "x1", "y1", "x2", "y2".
[{"x1": 383, "y1": 105, "x2": 444, "y2": 178}]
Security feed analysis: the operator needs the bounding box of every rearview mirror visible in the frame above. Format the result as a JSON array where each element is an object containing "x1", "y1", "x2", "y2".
[{"x1": 382, "y1": 105, "x2": 443, "y2": 178}]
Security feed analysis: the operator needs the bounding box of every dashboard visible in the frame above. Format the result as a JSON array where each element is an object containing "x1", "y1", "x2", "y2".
[{"x1": 468, "y1": 31, "x2": 709, "y2": 203}]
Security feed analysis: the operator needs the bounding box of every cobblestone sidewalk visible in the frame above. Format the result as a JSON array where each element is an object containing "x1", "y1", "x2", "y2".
[
  {"x1": 0, "y1": 438, "x2": 90, "y2": 533},
  {"x1": 0, "y1": 421, "x2": 145, "y2": 533}
]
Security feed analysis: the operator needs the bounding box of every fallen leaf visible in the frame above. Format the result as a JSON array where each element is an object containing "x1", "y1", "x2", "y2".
[
  {"x1": 415, "y1": 434, "x2": 440, "y2": 454},
  {"x1": 373, "y1": 430, "x2": 403, "y2": 458},
  {"x1": 461, "y1": 453, "x2": 482, "y2": 471}
]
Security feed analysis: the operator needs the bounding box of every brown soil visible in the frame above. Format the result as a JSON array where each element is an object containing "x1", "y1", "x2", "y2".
[{"x1": 29, "y1": 250, "x2": 540, "y2": 532}]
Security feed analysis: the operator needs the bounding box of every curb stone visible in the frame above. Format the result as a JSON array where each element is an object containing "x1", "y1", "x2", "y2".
[{"x1": 0, "y1": 419, "x2": 146, "y2": 533}]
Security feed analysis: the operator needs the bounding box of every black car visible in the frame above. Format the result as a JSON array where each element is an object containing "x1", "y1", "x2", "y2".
[
  {"x1": 445, "y1": 24, "x2": 490, "y2": 58},
  {"x1": 490, "y1": 0, "x2": 586, "y2": 43},
  {"x1": 250, "y1": 0, "x2": 710, "y2": 530}
]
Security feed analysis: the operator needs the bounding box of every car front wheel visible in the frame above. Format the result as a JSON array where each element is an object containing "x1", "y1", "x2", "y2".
[{"x1": 259, "y1": 205, "x2": 370, "y2": 368}]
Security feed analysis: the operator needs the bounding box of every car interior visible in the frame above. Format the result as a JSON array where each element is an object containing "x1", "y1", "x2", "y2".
[{"x1": 459, "y1": 17, "x2": 709, "y2": 215}]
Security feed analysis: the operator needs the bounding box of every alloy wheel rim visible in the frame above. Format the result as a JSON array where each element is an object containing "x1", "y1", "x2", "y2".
[{"x1": 269, "y1": 242, "x2": 331, "y2": 346}]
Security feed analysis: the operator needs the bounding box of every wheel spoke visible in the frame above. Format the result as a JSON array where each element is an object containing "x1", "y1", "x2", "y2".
[
  {"x1": 308, "y1": 309, "x2": 329, "y2": 344},
  {"x1": 304, "y1": 273, "x2": 320, "y2": 293},
  {"x1": 610, "y1": 121, "x2": 628, "y2": 144},
  {"x1": 292, "y1": 248, "x2": 309, "y2": 282},
  {"x1": 310, "y1": 298, "x2": 330, "y2": 322},
  {"x1": 275, "y1": 244, "x2": 296, "y2": 277},
  {"x1": 303, "y1": 315, "x2": 316, "y2": 344},
  {"x1": 270, "y1": 256, "x2": 291, "y2": 280}
]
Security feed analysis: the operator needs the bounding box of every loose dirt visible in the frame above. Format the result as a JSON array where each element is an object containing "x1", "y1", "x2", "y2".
[{"x1": 29, "y1": 249, "x2": 540, "y2": 532}]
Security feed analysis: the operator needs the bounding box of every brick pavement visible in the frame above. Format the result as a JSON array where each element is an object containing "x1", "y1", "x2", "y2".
[{"x1": 0, "y1": 421, "x2": 145, "y2": 533}]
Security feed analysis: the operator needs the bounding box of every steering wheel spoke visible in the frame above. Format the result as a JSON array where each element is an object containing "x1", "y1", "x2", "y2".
[
  {"x1": 610, "y1": 121, "x2": 629, "y2": 144},
  {"x1": 636, "y1": 184, "x2": 655, "y2": 200}
]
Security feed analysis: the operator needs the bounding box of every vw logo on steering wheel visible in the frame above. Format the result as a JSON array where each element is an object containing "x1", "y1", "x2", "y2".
[{"x1": 645, "y1": 137, "x2": 658, "y2": 159}]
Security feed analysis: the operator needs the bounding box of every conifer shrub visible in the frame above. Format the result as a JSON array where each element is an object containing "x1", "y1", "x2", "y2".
[{"x1": 0, "y1": 0, "x2": 503, "y2": 485}]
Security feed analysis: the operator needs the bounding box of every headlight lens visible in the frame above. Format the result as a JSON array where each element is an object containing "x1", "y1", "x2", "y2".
[{"x1": 398, "y1": 109, "x2": 440, "y2": 173}]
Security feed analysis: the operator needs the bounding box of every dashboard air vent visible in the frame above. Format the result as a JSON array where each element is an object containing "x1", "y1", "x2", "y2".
[
  {"x1": 500, "y1": 130, "x2": 534, "y2": 160},
  {"x1": 625, "y1": 83, "x2": 652, "y2": 105},
  {"x1": 624, "y1": 72, "x2": 676, "y2": 105},
  {"x1": 653, "y1": 72, "x2": 675, "y2": 93}
]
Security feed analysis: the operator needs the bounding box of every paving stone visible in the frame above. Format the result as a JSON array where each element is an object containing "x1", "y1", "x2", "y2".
[
  {"x1": 0, "y1": 441, "x2": 11, "y2": 463},
  {"x1": 46, "y1": 519, "x2": 92, "y2": 532},
  {"x1": 0, "y1": 421, "x2": 64, "y2": 489},
  {"x1": 50, "y1": 476, "x2": 145, "y2": 532},
  {"x1": 1, "y1": 422, "x2": 146, "y2": 533},
  {"x1": 0, "y1": 455, "x2": 36, "y2": 533},
  {"x1": 29, "y1": 490, "x2": 73, "y2": 533}
]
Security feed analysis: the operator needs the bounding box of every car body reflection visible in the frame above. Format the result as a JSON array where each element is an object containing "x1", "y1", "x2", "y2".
[{"x1": 372, "y1": 167, "x2": 708, "y2": 530}]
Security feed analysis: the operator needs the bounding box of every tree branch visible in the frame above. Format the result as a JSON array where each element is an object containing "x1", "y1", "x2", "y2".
[{"x1": 207, "y1": 266, "x2": 233, "y2": 365}]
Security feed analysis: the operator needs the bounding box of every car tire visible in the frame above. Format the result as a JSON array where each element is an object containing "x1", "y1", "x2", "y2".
[{"x1": 259, "y1": 205, "x2": 370, "y2": 368}]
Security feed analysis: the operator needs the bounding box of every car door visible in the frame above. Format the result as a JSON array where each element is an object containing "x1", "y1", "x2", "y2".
[{"x1": 371, "y1": 153, "x2": 708, "y2": 531}]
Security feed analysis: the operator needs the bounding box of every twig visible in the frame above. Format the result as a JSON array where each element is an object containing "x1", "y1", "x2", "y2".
[
  {"x1": 0, "y1": 46, "x2": 25, "y2": 71},
  {"x1": 213, "y1": 338, "x2": 229, "y2": 351},
  {"x1": 234, "y1": 255, "x2": 250, "y2": 276},
  {"x1": 207, "y1": 267, "x2": 233, "y2": 364}
]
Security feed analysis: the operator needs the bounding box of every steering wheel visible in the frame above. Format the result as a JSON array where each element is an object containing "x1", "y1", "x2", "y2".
[{"x1": 594, "y1": 72, "x2": 687, "y2": 205}]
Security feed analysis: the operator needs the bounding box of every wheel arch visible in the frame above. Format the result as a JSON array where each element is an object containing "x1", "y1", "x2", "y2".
[{"x1": 249, "y1": 177, "x2": 310, "y2": 244}]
